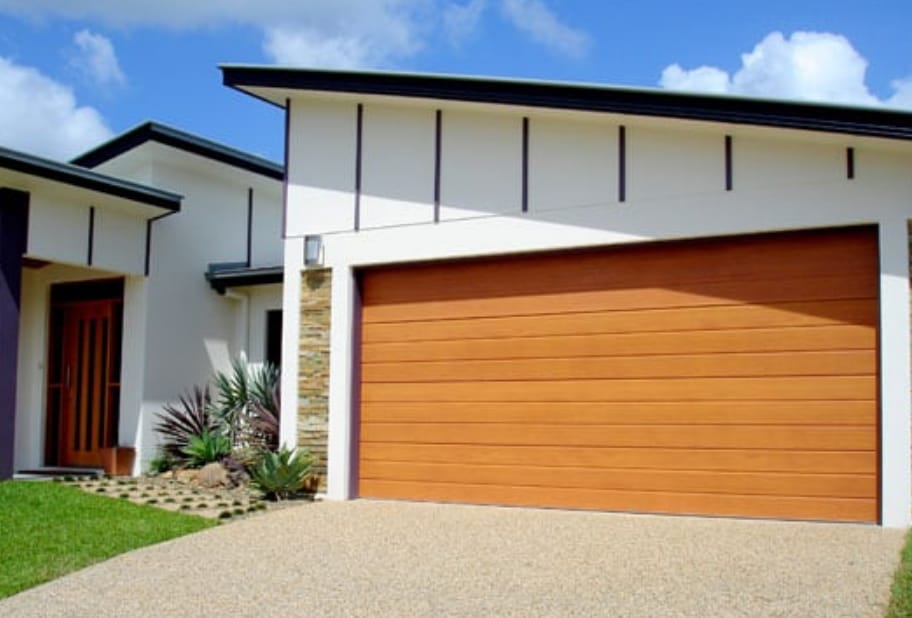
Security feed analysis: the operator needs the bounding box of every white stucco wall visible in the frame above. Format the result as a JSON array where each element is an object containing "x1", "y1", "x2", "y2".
[
  {"x1": 26, "y1": 195, "x2": 148, "y2": 276},
  {"x1": 281, "y1": 96, "x2": 912, "y2": 526},
  {"x1": 93, "y1": 149, "x2": 283, "y2": 467}
]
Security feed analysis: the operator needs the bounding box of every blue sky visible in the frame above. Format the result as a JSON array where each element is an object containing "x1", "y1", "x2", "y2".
[{"x1": 0, "y1": 1, "x2": 909, "y2": 164}]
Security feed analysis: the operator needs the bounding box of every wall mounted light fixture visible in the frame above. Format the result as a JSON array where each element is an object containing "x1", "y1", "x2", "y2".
[{"x1": 304, "y1": 235, "x2": 323, "y2": 267}]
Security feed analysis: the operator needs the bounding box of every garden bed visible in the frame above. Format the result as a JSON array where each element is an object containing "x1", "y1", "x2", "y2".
[{"x1": 57, "y1": 472, "x2": 315, "y2": 522}]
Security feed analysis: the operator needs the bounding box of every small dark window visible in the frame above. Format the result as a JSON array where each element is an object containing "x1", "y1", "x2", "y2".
[{"x1": 265, "y1": 310, "x2": 282, "y2": 369}]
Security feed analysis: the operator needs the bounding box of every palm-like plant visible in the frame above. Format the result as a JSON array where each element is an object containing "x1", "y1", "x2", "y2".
[
  {"x1": 212, "y1": 353, "x2": 279, "y2": 448},
  {"x1": 248, "y1": 380, "x2": 280, "y2": 452},
  {"x1": 153, "y1": 385, "x2": 218, "y2": 459}
]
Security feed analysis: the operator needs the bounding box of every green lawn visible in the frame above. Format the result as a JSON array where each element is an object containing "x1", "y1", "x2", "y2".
[
  {"x1": 889, "y1": 530, "x2": 912, "y2": 617},
  {"x1": 0, "y1": 480, "x2": 215, "y2": 599}
]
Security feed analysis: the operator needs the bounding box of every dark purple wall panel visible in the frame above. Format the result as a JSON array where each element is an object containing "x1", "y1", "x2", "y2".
[{"x1": 0, "y1": 188, "x2": 29, "y2": 479}]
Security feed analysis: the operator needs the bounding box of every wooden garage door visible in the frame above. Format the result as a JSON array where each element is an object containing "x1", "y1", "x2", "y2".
[{"x1": 358, "y1": 227, "x2": 879, "y2": 523}]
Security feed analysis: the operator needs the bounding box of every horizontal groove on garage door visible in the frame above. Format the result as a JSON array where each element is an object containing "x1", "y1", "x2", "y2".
[{"x1": 357, "y1": 227, "x2": 879, "y2": 523}]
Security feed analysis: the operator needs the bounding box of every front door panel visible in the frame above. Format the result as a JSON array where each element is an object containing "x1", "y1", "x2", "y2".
[{"x1": 59, "y1": 300, "x2": 117, "y2": 467}]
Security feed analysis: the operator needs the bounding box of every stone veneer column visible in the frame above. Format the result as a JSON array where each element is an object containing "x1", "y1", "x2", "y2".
[{"x1": 298, "y1": 268, "x2": 331, "y2": 489}]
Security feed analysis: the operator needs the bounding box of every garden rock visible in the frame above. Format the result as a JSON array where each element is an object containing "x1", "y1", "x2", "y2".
[
  {"x1": 173, "y1": 469, "x2": 198, "y2": 483},
  {"x1": 196, "y1": 462, "x2": 229, "y2": 488}
]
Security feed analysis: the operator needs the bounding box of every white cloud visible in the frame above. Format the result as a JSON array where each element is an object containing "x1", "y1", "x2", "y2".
[
  {"x1": 71, "y1": 29, "x2": 125, "y2": 86},
  {"x1": 0, "y1": 56, "x2": 112, "y2": 160},
  {"x1": 444, "y1": 0, "x2": 486, "y2": 46},
  {"x1": 660, "y1": 65, "x2": 730, "y2": 94},
  {"x1": 264, "y1": 29, "x2": 372, "y2": 68},
  {"x1": 887, "y1": 77, "x2": 912, "y2": 108},
  {"x1": 500, "y1": 0, "x2": 590, "y2": 59},
  {"x1": 0, "y1": 0, "x2": 430, "y2": 69},
  {"x1": 0, "y1": 0, "x2": 593, "y2": 67},
  {"x1": 660, "y1": 31, "x2": 912, "y2": 110}
]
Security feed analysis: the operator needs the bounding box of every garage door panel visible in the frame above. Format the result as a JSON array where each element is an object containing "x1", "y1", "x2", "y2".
[
  {"x1": 363, "y1": 230, "x2": 875, "y2": 307},
  {"x1": 362, "y1": 299, "x2": 878, "y2": 344},
  {"x1": 362, "y1": 350, "x2": 875, "y2": 382},
  {"x1": 361, "y1": 325, "x2": 876, "y2": 363},
  {"x1": 360, "y1": 422, "x2": 874, "y2": 450},
  {"x1": 358, "y1": 479, "x2": 877, "y2": 523},
  {"x1": 362, "y1": 273, "x2": 876, "y2": 324},
  {"x1": 361, "y1": 401, "x2": 875, "y2": 426},
  {"x1": 361, "y1": 443, "x2": 878, "y2": 474},
  {"x1": 362, "y1": 376, "x2": 876, "y2": 403},
  {"x1": 360, "y1": 461, "x2": 875, "y2": 499},
  {"x1": 358, "y1": 227, "x2": 879, "y2": 522}
]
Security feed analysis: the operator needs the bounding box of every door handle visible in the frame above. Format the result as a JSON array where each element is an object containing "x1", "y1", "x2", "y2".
[{"x1": 65, "y1": 364, "x2": 71, "y2": 390}]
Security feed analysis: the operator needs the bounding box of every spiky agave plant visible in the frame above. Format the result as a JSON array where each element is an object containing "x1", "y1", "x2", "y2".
[
  {"x1": 153, "y1": 385, "x2": 218, "y2": 459},
  {"x1": 249, "y1": 447, "x2": 313, "y2": 500}
]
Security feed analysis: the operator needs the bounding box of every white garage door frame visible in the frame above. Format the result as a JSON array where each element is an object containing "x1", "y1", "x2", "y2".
[{"x1": 281, "y1": 218, "x2": 911, "y2": 527}]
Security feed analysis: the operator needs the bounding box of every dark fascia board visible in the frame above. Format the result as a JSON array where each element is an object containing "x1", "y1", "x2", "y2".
[
  {"x1": 220, "y1": 65, "x2": 912, "y2": 141},
  {"x1": 0, "y1": 145, "x2": 181, "y2": 211},
  {"x1": 72, "y1": 122, "x2": 284, "y2": 181},
  {"x1": 205, "y1": 263, "x2": 283, "y2": 294}
]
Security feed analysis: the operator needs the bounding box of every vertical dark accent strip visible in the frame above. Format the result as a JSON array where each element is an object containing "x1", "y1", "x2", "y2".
[
  {"x1": 74, "y1": 320, "x2": 85, "y2": 451},
  {"x1": 434, "y1": 109, "x2": 442, "y2": 223},
  {"x1": 725, "y1": 134, "x2": 733, "y2": 191},
  {"x1": 847, "y1": 147, "x2": 855, "y2": 179},
  {"x1": 246, "y1": 188, "x2": 254, "y2": 267},
  {"x1": 144, "y1": 219, "x2": 152, "y2": 276},
  {"x1": 618, "y1": 125, "x2": 626, "y2": 203},
  {"x1": 144, "y1": 212, "x2": 174, "y2": 277},
  {"x1": 87, "y1": 207, "x2": 95, "y2": 266},
  {"x1": 282, "y1": 98, "x2": 291, "y2": 239},
  {"x1": 521, "y1": 116, "x2": 529, "y2": 212},
  {"x1": 354, "y1": 103, "x2": 363, "y2": 231},
  {"x1": 0, "y1": 188, "x2": 29, "y2": 479},
  {"x1": 98, "y1": 317, "x2": 108, "y2": 448},
  {"x1": 85, "y1": 319, "x2": 96, "y2": 451}
]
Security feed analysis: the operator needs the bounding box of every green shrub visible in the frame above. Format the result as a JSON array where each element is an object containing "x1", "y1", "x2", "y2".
[
  {"x1": 249, "y1": 447, "x2": 314, "y2": 501},
  {"x1": 181, "y1": 430, "x2": 231, "y2": 468},
  {"x1": 148, "y1": 452, "x2": 179, "y2": 474}
]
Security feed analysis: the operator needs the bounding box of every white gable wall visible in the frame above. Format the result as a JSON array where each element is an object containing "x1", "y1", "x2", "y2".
[{"x1": 281, "y1": 96, "x2": 912, "y2": 526}]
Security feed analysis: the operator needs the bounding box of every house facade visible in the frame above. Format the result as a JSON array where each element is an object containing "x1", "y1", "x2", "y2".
[
  {"x1": 4, "y1": 123, "x2": 283, "y2": 477},
  {"x1": 223, "y1": 67, "x2": 912, "y2": 527}
]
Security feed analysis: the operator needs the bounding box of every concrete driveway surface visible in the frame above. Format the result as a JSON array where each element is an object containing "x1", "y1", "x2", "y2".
[{"x1": 0, "y1": 499, "x2": 905, "y2": 617}]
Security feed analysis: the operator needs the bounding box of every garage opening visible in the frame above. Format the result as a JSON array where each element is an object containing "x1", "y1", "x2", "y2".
[{"x1": 357, "y1": 227, "x2": 879, "y2": 523}]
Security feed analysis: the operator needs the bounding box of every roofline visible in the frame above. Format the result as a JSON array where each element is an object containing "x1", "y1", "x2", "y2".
[
  {"x1": 205, "y1": 262, "x2": 283, "y2": 294},
  {"x1": 0, "y1": 146, "x2": 182, "y2": 211},
  {"x1": 221, "y1": 65, "x2": 912, "y2": 141},
  {"x1": 71, "y1": 121, "x2": 285, "y2": 181}
]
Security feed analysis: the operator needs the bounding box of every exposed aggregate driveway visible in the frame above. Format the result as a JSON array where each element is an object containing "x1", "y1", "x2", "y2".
[{"x1": 1, "y1": 499, "x2": 905, "y2": 617}]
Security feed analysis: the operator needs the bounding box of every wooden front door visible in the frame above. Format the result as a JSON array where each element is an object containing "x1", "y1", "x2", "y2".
[{"x1": 46, "y1": 281, "x2": 123, "y2": 468}]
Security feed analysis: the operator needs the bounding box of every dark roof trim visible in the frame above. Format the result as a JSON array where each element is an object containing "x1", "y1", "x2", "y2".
[
  {"x1": 72, "y1": 122, "x2": 284, "y2": 181},
  {"x1": 221, "y1": 65, "x2": 912, "y2": 141},
  {"x1": 0, "y1": 146, "x2": 181, "y2": 211},
  {"x1": 205, "y1": 262, "x2": 283, "y2": 294}
]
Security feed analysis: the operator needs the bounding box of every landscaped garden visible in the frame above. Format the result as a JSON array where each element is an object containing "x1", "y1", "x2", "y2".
[
  {"x1": 1, "y1": 355, "x2": 316, "y2": 600},
  {"x1": 147, "y1": 354, "x2": 315, "y2": 504}
]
